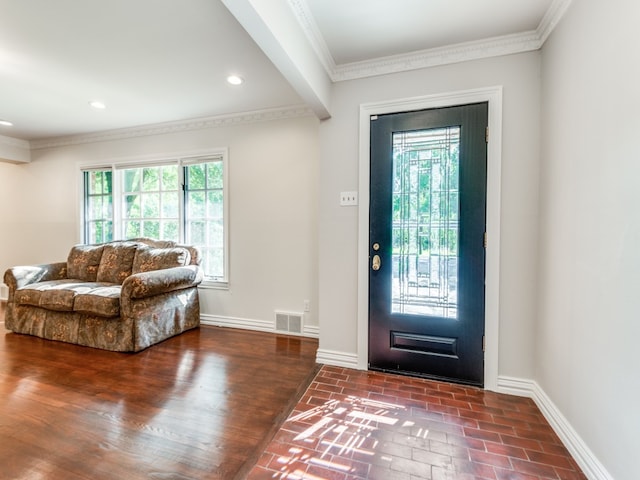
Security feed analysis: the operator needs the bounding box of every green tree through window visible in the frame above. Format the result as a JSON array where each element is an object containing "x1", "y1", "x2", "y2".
[
  {"x1": 122, "y1": 165, "x2": 180, "y2": 242},
  {"x1": 185, "y1": 161, "x2": 225, "y2": 279},
  {"x1": 84, "y1": 170, "x2": 113, "y2": 243}
]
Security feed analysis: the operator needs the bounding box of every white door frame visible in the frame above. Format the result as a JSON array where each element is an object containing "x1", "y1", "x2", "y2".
[{"x1": 357, "y1": 86, "x2": 503, "y2": 391}]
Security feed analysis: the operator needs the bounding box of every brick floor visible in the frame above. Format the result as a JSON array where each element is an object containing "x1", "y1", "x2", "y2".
[{"x1": 246, "y1": 366, "x2": 586, "y2": 480}]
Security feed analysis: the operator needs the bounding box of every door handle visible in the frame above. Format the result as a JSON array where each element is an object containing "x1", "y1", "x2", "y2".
[{"x1": 372, "y1": 254, "x2": 381, "y2": 271}]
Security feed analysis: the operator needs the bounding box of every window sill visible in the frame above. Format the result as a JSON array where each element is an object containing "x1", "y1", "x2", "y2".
[{"x1": 198, "y1": 280, "x2": 229, "y2": 291}]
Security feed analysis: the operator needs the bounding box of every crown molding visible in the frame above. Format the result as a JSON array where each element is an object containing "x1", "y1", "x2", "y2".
[
  {"x1": 537, "y1": 0, "x2": 573, "y2": 44},
  {"x1": 331, "y1": 31, "x2": 542, "y2": 82},
  {"x1": 291, "y1": 0, "x2": 573, "y2": 82},
  {"x1": 286, "y1": 0, "x2": 336, "y2": 76},
  {"x1": 30, "y1": 105, "x2": 314, "y2": 150}
]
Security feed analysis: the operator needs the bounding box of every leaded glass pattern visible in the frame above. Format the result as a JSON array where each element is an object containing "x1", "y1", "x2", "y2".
[{"x1": 391, "y1": 127, "x2": 460, "y2": 318}]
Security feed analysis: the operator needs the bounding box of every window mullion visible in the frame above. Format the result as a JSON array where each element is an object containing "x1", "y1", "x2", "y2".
[
  {"x1": 179, "y1": 164, "x2": 186, "y2": 243},
  {"x1": 113, "y1": 168, "x2": 123, "y2": 240},
  {"x1": 83, "y1": 172, "x2": 90, "y2": 242}
]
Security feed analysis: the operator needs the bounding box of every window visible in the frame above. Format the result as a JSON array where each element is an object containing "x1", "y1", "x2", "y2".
[
  {"x1": 184, "y1": 161, "x2": 225, "y2": 281},
  {"x1": 121, "y1": 165, "x2": 181, "y2": 241},
  {"x1": 81, "y1": 154, "x2": 227, "y2": 283},
  {"x1": 84, "y1": 170, "x2": 113, "y2": 244}
]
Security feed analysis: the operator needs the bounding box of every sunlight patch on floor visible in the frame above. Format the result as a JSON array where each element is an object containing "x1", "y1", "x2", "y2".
[{"x1": 272, "y1": 395, "x2": 430, "y2": 479}]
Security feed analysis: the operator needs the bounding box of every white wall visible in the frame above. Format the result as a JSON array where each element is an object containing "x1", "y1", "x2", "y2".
[
  {"x1": 318, "y1": 52, "x2": 542, "y2": 379},
  {"x1": 539, "y1": 1, "x2": 640, "y2": 478},
  {"x1": 0, "y1": 114, "x2": 320, "y2": 330},
  {"x1": 0, "y1": 157, "x2": 78, "y2": 270}
]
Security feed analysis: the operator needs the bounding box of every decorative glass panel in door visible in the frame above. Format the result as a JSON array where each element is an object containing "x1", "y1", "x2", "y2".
[{"x1": 392, "y1": 127, "x2": 459, "y2": 319}]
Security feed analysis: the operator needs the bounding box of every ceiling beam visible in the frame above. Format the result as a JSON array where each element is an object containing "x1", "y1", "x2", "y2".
[
  {"x1": 221, "y1": 0, "x2": 331, "y2": 120},
  {"x1": 0, "y1": 135, "x2": 31, "y2": 163}
]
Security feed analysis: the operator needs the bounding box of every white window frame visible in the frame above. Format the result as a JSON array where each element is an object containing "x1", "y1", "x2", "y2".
[{"x1": 77, "y1": 149, "x2": 229, "y2": 288}]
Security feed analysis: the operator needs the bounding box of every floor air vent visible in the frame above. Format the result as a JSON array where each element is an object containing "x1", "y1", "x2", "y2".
[{"x1": 275, "y1": 311, "x2": 303, "y2": 334}]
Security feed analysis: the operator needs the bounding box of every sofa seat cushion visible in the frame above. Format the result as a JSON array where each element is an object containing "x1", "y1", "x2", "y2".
[
  {"x1": 14, "y1": 280, "x2": 114, "y2": 312},
  {"x1": 73, "y1": 285, "x2": 122, "y2": 317}
]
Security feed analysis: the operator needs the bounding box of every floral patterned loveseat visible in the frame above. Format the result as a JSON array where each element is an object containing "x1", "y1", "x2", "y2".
[{"x1": 3, "y1": 238, "x2": 204, "y2": 352}]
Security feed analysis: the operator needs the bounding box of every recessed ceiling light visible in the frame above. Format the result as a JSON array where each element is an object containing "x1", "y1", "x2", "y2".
[
  {"x1": 226, "y1": 75, "x2": 244, "y2": 86},
  {"x1": 0, "y1": 119, "x2": 13, "y2": 127},
  {"x1": 89, "y1": 101, "x2": 106, "y2": 109}
]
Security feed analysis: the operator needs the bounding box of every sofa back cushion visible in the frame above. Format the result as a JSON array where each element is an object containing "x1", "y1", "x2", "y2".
[
  {"x1": 96, "y1": 242, "x2": 139, "y2": 284},
  {"x1": 67, "y1": 244, "x2": 105, "y2": 281},
  {"x1": 132, "y1": 245, "x2": 191, "y2": 274},
  {"x1": 129, "y1": 237, "x2": 202, "y2": 266}
]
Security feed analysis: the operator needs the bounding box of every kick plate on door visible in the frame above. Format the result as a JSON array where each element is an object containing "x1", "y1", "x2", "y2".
[{"x1": 390, "y1": 331, "x2": 458, "y2": 358}]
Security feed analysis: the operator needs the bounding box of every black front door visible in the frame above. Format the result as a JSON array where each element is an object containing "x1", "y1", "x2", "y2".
[{"x1": 369, "y1": 103, "x2": 488, "y2": 386}]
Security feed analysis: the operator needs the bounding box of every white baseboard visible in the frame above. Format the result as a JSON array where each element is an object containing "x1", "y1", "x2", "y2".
[
  {"x1": 201, "y1": 313, "x2": 272, "y2": 332},
  {"x1": 199, "y1": 314, "x2": 319, "y2": 339},
  {"x1": 496, "y1": 375, "x2": 536, "y2": 397},
  {"x1": 303, "y1": 324, "x2": 319, "y2": 337},
  {"x1": 315, "y1": 348, "x2": 359, "y2": 369},
  {"x1": 497, "y1": 376, "x2": 613, "y2": 480}
]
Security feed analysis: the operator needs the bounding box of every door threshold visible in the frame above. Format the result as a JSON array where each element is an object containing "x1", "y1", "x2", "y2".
[{"x1": 369, "y1": 366, "x2": 484, "y2": 389}]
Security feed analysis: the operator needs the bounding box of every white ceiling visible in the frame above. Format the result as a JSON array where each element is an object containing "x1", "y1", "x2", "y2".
[
  {"x1": 0, "y1": 0, "x2": 564, "y2": 143},
  {"x1": 305, "y1": 0, "x2": 554, "y2": 65},
  {"x1": 0, "y1": 0, "x2": 303, "y2": 141}
]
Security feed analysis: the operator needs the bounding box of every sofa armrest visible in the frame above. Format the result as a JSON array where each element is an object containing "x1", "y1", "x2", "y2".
[
  {"x1": 3, "y1": 262, "x2": 68, "y2": 297},
  {"x1": 121, "y1": 265, "x2": 204, "y2": 300}
]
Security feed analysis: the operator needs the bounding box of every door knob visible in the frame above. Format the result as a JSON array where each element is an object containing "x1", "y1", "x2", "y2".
[{"x1": 372, "y1": 254, "x2": 381, "y2": 271}]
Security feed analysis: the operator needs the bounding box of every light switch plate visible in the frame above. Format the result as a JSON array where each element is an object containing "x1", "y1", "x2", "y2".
[{"x1": 340, "y1": 191, "x2": 358, "y2": 206}]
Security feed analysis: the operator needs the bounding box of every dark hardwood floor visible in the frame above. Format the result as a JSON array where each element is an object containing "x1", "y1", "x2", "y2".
[
  {"x1": 0, "y1": 303, "x2": 319, "y2": 480},
  {"x1": 0, "y1": 303, "x2": 585, "y2": 480}
]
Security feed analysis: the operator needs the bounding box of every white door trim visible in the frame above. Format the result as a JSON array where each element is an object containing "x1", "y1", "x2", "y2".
[{"x1": 357, "y1": 86, "x2": 503, "y2": 390}]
